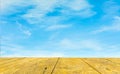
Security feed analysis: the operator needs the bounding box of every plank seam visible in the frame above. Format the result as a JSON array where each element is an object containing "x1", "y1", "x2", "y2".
[
  {"x1": 50, "y1": 58, "x2": 60, "y2": 74},
  {"x1": 81, "y1": 59, "x2": 102, "y2": 74}
]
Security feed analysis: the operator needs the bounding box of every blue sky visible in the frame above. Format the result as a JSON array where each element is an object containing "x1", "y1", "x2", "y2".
[{"x1": 0, "y1": 0, "x2": 120, "y2": 57}]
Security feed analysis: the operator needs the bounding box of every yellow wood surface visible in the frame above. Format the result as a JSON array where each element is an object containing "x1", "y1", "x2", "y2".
[{"x1": 0, "y1": 58, "x2": 120, "y2": 74}]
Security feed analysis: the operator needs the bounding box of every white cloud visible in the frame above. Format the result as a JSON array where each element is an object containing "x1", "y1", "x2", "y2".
[
  {"x1": 0, "y1": 0, "x2": 19, "y2": 12},
  {"x1": 57, "y1": 38, "x2": 120, "y2": 57},
  {"x1": 59, "y1": 39, "x2": 103, "y2": 50},
  {"x1": 22, "y1": 0, "x2": 95, "y2": 25},
  {"x1": 0, "y1": 36, "x2": 64, "y2": 57},
  {"x1": 1, "y1": 39, "x2": 64, "y2": 57},
  {"x1": 64, "y1": 0, "x2": 91, "y2": 11},
  {"x1": 0, "y1": 0, "x2": 33, "y2": 15},
  {"x1": 1, "y1": 50, "x2": 64, "y2": 57},
  {"x1": 60, "y1": 39, "x2": 78, "y2": 49},
  {"x1": 17, "y1": 22, "x2": 32, "y2": 37},
  {"x1": 92, "y1": 16, "x2": 120, "y2": 34},
  {"x1": 0, "y1": 0, "x2": 58, "y2": 16},
  {"x1": 45, "y1": 24, "x2": 72, "y2": 31},
  {"x1": 102, "y1": 0, "x2": 120, "y2": 19},
  {"x1": 33, "y1": 0, "x2": 59, "y2": 13},
  {"x1": 59, "y1": 0, "x2": 96, "y2": 18},
  {"x1": 92, "y1": 0, "x2": 120, "y2": 34},
  {"x1": 1, "y1": 49, "x2": 64, "y2": 57},
  {"x1": 22, "y1": 0, "x2": 59, "y2": 24},
  {"x1": 80, "y1": 40, "x2": 103, "y2": 50},
  {"x1": 1, "y1": 36, "x2": 120, "y2": 57},
  {"x1": 0, "y1": 0, "x2": 95, "y2": 31},
  {"x1": 23, "y1": 30, "x2": 31, "y2": 36}
]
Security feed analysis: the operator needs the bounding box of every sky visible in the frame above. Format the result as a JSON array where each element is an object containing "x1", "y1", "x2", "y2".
[{"x1": 0, "y1": 0, "x2": 120, "y2": 57}]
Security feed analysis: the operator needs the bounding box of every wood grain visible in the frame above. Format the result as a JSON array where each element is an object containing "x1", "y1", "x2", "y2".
[{"x1": 0, "y1": 58, "x2": 120, "y2": 74}]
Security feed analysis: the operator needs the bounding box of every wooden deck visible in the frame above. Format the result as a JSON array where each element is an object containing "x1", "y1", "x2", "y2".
[{"x1": 0, "y1": 58, "x2": 120, "y2": 74}]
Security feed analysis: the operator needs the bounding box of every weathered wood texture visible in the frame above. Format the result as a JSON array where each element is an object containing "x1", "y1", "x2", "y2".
[{"x1": 0, "y1": 58, "x2": 120, "y2": 74}]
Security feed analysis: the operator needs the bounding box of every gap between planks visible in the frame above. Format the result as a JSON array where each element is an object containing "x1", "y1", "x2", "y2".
[
  {"x1": 81, "y1": 59, "x2": 102, "y2": 74},
  {"x1": 50, "y1": 58, "x2": 60, "y2": 74}
]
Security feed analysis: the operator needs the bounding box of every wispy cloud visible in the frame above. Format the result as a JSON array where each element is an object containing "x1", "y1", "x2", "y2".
[
  {"x1": 59, "y1": 39, "x2": 103, "y2": 50},
  {"x1": 102, "y1": 0, "x2": 120, "y2": 19},
  {"x1": 45, "y1": 24, "x2": 72, "y2": 31},
  {"x1": 1, "y1": 36, "x2": 64, "y2": 57},
  {"x1": 1, "y1": 35, "x2": 120, "y2": 57},
  {"x1": 17, "y1": 22, "x2": 32, "y2": 37},
  {"x1": 57, "y1": 38, "x2": 120, "y2": 51},
  {"x1": 65, "y1": 0, "x2": 91, "y2": 11},
  {"x1": 1, "y1": 48, "x2": 64, "y2": 57},
  {"x1": 1, "y1": 0, "x2": 120, "y2": 57},
  {"x1": 1, "y1": 0, "x2": 95, "y2": 31},
  {"x1": 60, "y1": 0, "x2": 96, "y2": 18},
  {"x1": 0, "y1": 0, "x2": 34, "y2": 16},
  {"x1": 91, "y1": 0, "x2": 120, "y2": 34},
  {"x1": 92, "y1": 16, "x2": 120, "y2": 34},
  {"x1": 22, "y1": 0, "x2": 95, "y2": 27}
]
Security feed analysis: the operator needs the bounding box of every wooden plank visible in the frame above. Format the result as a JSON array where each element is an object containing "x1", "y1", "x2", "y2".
[
  {"x1": 0, "y1": 58, "x2": 19, "y2": 65},
  {"x1": 53, "y1": 58, "x2": 99, "y2": 74},
  {"x1": 0, "y1": 58, "x2": 120, "y2": 74},
  {"x1": 107, "y1": 58, "x2": 120, "y2": 65},
  {"x1": 83, "y1": 58, "x2": 120, "y2": 74},
  {"x1": 50, "y1": 58, "x2": 60, "y2": 74},
  {"x1": 0, "y1": 58, "x2": 35, "y2": 73},
  {"x1": 0, "y1": 58, "x2": 58, "y2": 74}
]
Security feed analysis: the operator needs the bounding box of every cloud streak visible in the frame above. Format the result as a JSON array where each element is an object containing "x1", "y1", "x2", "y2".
[
  {"x1": 17, "y1": 22, "x2": 32, "y2": 37},
  {"x1": 22, "y1": 0, "x2": 95, "y2": 27},
  {"x1": 58, "y1": 39, "x2": 103, "y2": 50},
  {"x1": 1, "y1": 0, "x2": 120, "y2": 57},
  {"x1": 92, "y1": 16, "x2": 120, "y2": 34},
  {"x1": 45, "y1": 24, "x2": 72, "y2": 31},
  {"x1": 0, "y1": 0, "x2": 34, "y2": 16},
  {"x1": 1, "y1": 36, "x2": 64, "y2": 57}
]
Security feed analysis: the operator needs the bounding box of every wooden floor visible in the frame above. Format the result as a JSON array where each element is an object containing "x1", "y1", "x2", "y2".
[{"x1": 0, "y1": 58, "x2": 120, "y2": 74}]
